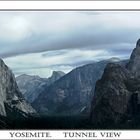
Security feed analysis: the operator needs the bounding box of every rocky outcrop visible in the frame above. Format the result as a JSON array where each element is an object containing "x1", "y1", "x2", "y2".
[
  {"x1": 90, "y1": 39, "x2": 140, "y2": 127},
  {"x1": 0, "y1": 59, "x2": 36, "y2": 119},
  {"x1": 16, "y1": 71, "x2": 65, "y2": 103},
  {"x1": 127, "y1": 39, "x2": 140, "y2": 77},
  {"x1": 47, "y1": 71, "x2": 65, "y2": 85}
]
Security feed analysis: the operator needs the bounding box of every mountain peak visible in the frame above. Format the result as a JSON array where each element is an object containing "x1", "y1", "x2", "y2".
[
  {"x1": 48, "y1": 71, "x2": 65, "y2": 82},
  {"x1": 136, "y1": 38, "x2": 140, "y2": 48},
  {"x1": 0, "y1": 58, "x2": 8, "y2": 69},
  {"x1": 107, "y1": 57, "x2": 121, "y2": 62},
  {"x1": 0, "y1": 58, "x2": 4, "y2": 63},
  {"x1": 43, "y1": 71, "x2": 65, "y2": 87},
  {"x1": 126, "y1": 39, "x2": 140, "y2": 76},
  {"x1": 16, "y1": 74, "x2": 41, "y2": 81},
  {"x1": 52, "y1": 71, "x2": 65, "y2": 77}
]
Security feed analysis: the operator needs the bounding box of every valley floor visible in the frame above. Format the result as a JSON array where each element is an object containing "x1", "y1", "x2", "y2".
[{"x1": 4, "y1": 116, "x2": 140, "y2": 129}]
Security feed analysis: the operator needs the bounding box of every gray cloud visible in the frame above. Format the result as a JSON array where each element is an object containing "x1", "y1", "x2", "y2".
[
  {"x1": 0, "y1": 11, "x2": 140, "y2": 58},
  {"x1": 2, "y1": 11, "x2": 140, "y2": 77}
]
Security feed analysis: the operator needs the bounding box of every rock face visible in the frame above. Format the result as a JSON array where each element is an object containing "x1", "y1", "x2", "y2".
[
  {"x1": 0, "y1": 59, "x2": 36, "y2": 119},
  {"x1": 16, "y1": 71, "x2": 65, "y2": 103},
  {"x1": 127, "y1": 39, "x2": 140, "y2": 76},
  {"x1": 90, "y1": 39, "x2": 140, "y2": 127},
  {"x1": 16, "y1": 74, "x2": 48, "y2": 103},
  {"x1": 33, "y1": 59, "x2": 126, "y2": 116},
  {"x1": 47, "y1": 71, "x2": 65, "y2": 85},
  {"x1": 90, "y1": 63, "x2": 132, "y2": 125}
]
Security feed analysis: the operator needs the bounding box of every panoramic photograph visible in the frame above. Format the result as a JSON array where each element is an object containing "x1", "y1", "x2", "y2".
[{"x1": 0, "y1": 11, "x2": 140, "y2": 129}]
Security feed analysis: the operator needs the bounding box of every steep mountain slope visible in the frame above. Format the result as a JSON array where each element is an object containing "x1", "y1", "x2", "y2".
[
  {"x1": 16, "y1": 71, "x2": 65, "y2": 103},
  {"x1": 90, "y1": 39, "x2": 140, "y2": 128},
  {"x1": 127, "y1": 38, "x2": 140, "y2": 76},
  {"x1": 33, "y1": 59, "x2": 126, "y2": 116},
  {"x1": 0, "y1": 59, "x2": 36, "y2": 121},
  {"x1": 16, "y1": 74, "x2": 48, "y2": 103}
]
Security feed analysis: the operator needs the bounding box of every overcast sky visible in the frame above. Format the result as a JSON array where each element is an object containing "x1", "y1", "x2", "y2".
[{"x1": 1, "y1": 11, "x2": 140, "y2": 78}]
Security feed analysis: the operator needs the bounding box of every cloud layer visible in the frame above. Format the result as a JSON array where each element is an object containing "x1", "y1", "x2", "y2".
[{"x1": 1, "y1": 11, "x2": 140, "y2": 77}]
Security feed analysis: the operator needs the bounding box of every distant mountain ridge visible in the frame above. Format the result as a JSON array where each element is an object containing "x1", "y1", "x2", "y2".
[
  {"x1": 16, "y1": 71, "x2": 65, "y2": 103},
  {"x1": 32, "y1": 58, "x2": 127, "y2": 116}
]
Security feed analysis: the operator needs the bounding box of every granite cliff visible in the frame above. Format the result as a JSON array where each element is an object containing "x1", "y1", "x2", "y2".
[
  {"x1": 90, "y1": 39, "x2": 140, "y2": 128},
  {"x1": 0, "y1": 59, "x2": 36, "y2": 122}
]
